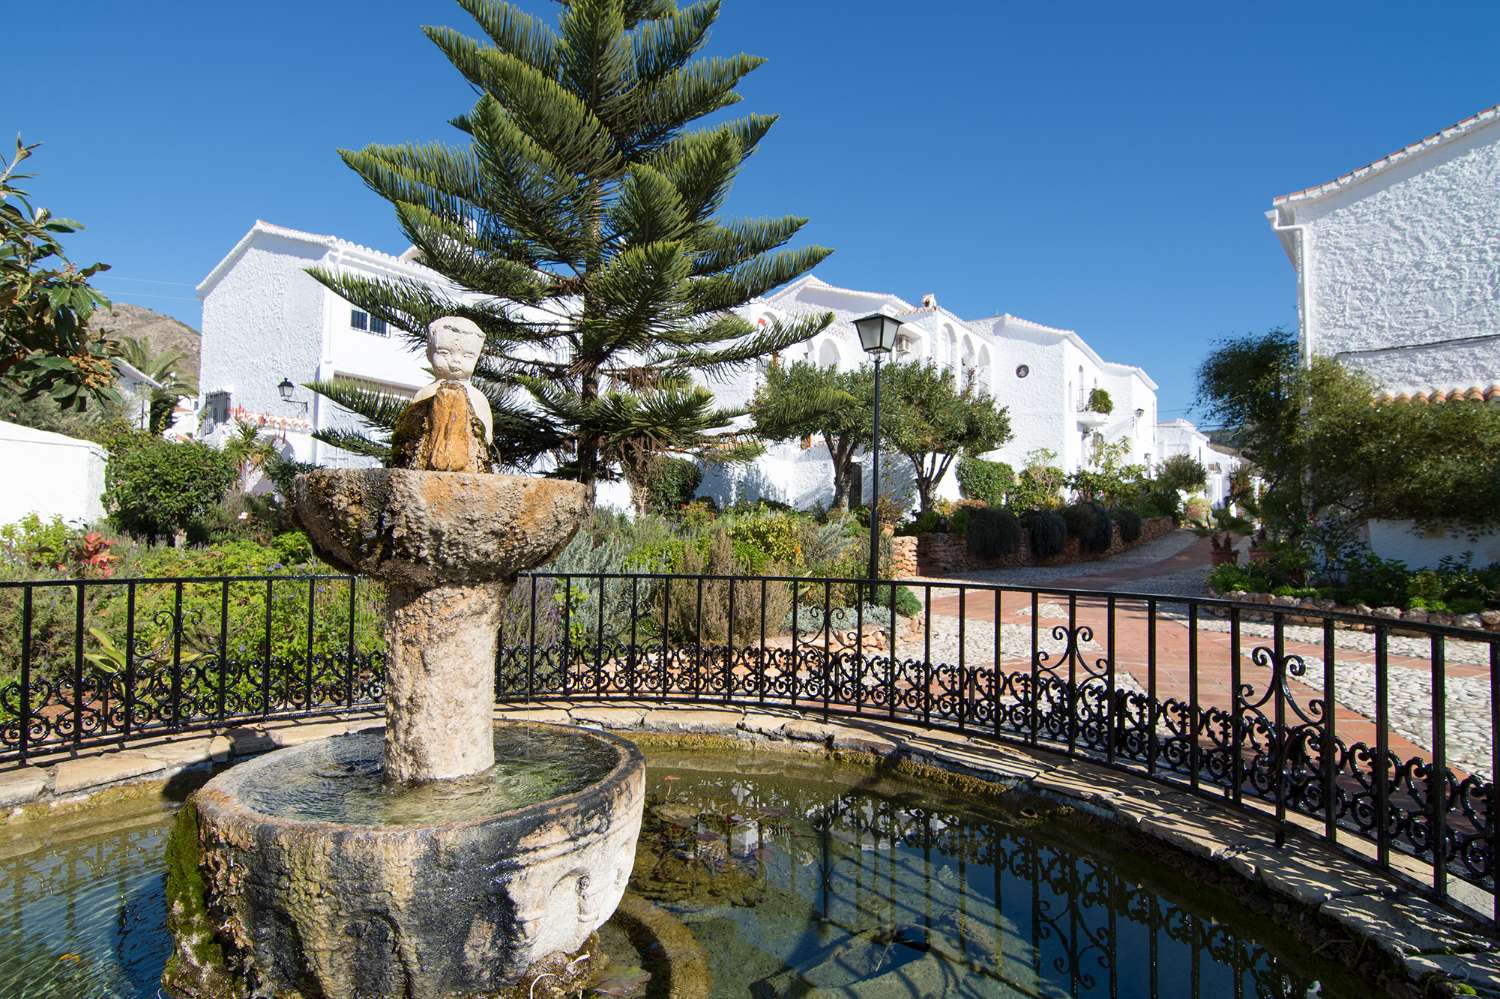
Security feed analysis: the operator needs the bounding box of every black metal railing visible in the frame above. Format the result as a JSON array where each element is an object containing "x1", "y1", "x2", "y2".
[
  {"x1": 0, "y1": 575, "x2": 385, "y2": 761},
  {"x1": 1, "y1": 570, "x2": 1495, "y2": 925}
]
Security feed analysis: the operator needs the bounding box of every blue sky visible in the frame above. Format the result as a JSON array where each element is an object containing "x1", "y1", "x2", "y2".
[{"x1": 10, "y1": 1, "x2": 1499, "y2": 417}]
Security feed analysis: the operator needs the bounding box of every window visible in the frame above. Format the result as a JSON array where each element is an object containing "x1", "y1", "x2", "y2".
[
  {"x1": 350, "y1": 309, "x2": 369, "y2": 331},
  {"x1": 205, "y1": 391, "x2": 230, "y2": 425},
  {"x1": 369, "y1": 317, "x2": 388, "y2": 337},
  {"x1": 1015, "y1": 364, "x2": 1029, "y2": 378}
]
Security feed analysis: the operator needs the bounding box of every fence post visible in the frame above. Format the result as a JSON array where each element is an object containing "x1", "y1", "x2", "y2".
[
  {"x1": 72, "y1": 582, "x2": 84, "y2": 755},
  {"x1": 19, "y1": 587, "x2": 32, "y2": 764},
  {"x1": 345, "y1": 576, "x2": 357, "y2": 710}
]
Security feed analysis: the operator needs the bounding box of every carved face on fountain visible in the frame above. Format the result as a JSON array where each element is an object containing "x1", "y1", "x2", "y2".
[
  {"x1": 427, "y1": 318, "x2": 484, "y2": 382},
  {"x1": 387, "y1": 316, "x2": 495, "y2": 472}
]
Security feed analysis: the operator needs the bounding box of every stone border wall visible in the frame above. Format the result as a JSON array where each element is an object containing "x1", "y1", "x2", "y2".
[
  {"x1": 6, "y1": 702, "x2": 1493, "y2": 996},
  {"x1": 891, "y1": 516, "x2": 1175, "y2": 577},
  {"x1": 1209, "y1": 588, "x2": 1500, "y2": 634}
]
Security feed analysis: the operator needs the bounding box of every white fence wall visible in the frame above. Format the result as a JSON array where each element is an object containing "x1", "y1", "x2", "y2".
[{"x1": 0, "y1": 421, "x2": 108, "y2": 527}]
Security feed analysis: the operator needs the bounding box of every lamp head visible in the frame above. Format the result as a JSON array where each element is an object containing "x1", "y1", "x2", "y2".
[{"x1": 853, "y1": 312, "x2": 902, "y2": 356}]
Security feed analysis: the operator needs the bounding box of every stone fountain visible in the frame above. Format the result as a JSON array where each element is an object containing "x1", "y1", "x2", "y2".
[{"x1": 164, "y1": 319, "x2": 645, "y2": 999}]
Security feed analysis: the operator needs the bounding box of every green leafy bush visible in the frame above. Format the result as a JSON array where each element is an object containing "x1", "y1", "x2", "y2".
[
  {"x1": 1086, "y1": 388, "x2": 1113, "y2": 415},
  {"x1": 0, "y1": 513, "x2": 72, "y2": 571},
  {"x1": 1061, "y1": 502, "x2": 1115, "y2": 552},
  {"x1": 104, "y1": 439, "x2": 237, "y2": 543},
  {"x1": 1012, "y1": 456, "x2": 1065, "y2": 510},
  {"x1": 895, "y1": 509, "x2": 946, "y2": 537},
  {"x1": 956, "y1": 457, "x2": 1014, "y2": 507},
  {"x1": 966, "y1": 507, "x2": 1022, "y2": 558},
  {"x1": 640, "y1": 456, "x2": 702, "y2": 515},
  {"x1": 1026, "y1": 510, "x2": 1067, "y2": 559},
  {"x1": 1113, "y1": 508, "x2": 1143, "y2": 544},
  {"x1": 1156, "y1": 454, "x2": 1208, "y2": 493}
]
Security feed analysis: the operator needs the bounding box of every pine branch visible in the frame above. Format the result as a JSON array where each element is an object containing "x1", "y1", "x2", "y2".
[{"x1": 664, "y1": 311, "x2": 833, "y2": 381}]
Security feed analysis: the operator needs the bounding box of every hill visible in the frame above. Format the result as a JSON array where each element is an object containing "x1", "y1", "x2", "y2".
[{"x1": 89, "y1": 302, "x2": 201, "y2": 381}]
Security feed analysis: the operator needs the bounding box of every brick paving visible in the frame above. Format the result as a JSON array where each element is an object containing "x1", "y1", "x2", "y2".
[{"x1": 912, "y1": 532, "x2": 1490, "y2": 779}]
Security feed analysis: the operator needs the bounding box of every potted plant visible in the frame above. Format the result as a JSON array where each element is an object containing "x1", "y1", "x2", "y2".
[{"x1": 1209, "y1": 532, "x2": 1237, "y2": 566}]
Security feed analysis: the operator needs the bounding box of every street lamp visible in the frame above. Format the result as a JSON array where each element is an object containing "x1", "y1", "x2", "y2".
[
  {"x1": 853, "y1": 312, "x2": 902, "y2": 583},
  {"x1": 278, "y1": 377, "x2": 308, "y2": 413}
]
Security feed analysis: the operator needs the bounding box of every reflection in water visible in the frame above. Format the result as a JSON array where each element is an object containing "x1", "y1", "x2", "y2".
[
  {"x1": 633, "y1": 752, "x2": 1348, "y2": 999},
  {"x1": 0, "y1": 795, "x2": 171, "y2": 998},
  {"x1": 0, "y1": 749, "x2": 1357, "y2": 998}
]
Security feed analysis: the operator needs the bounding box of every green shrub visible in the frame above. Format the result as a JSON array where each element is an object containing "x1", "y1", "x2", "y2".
[
  {"x1": 966, "y1": 507, "x2": 1022, "y2": 558},
  {"x1": 1026, "y1": 510, "x2": 1067, "y2": 559},
  {"x1": 1086, "y1": 387, "x2": 1113, "y2": 415},
  {"x1": 947, "y1": 505, "x2": 972, "y2": 536},
  {"x1": 895, "y1": 509, "x2": 946, "y2": 537},
  {"x1": 104, "y1": 439, "x2": 237, "y2": 543},
  {"x1": 1012, "y1": 464, "x2": 1065, "y2": 511},
  {"x1": 1133, "y1": 487, "x2": 1180, "y2": 520},
  {"x1": 640, "y1": 456, "x2": 702, "y2": 515},
  {"x1": 1114, "y1": 508, "x2": 1143, "y2": 544},
  {"x1": 0, "y1": 513, "x2": 72, "y2": 571},
  {"x1": 725, "y1": 511, "x2": 802, "y2": 573},
  {"x1": 1157, "y1": 454, "x2": 1208, "y2": 493},
  {"x1": 956, "y1": 457, "x2": 1014, "y2": 507},
  {"x1": 1061, "y1": 503, "x2": 1096, "y2": 541},
  {"x1": 1061, "y1": 502, "x2": 1115, "y2": 551},
  {"x1": 271, "y1": 531, "x2": 314, "y2": 565}
]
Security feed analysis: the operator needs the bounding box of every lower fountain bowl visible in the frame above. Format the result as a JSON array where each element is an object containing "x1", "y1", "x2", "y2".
[{"x1": 179, "y1": 722, "x2": 645, "y2": 999}]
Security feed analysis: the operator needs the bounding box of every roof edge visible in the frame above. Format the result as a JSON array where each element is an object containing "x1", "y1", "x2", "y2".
[{"x1": 1271, "y1": 101, "x2": 1500, "y2": 208}]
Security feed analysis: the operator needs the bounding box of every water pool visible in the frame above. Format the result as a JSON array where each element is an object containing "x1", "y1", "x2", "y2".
[{"x1": 0, "y1": 743, "x2": 1368, "y2": 997}]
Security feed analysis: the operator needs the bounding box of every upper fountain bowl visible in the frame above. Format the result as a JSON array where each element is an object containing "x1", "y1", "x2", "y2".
[{"x1": 293, "y1": 468, "x2": 588, "y2": 589}]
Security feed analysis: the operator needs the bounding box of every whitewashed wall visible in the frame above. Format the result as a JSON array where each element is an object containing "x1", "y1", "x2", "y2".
[
  {"x1": 1368, "y1": 520, "x2": 1500, "y2": 570},
  {"x1": 1281, "y1": 117, "x2": 1500, "y2": 390},
  {"x1": 199, "y1": 233, "x2": 328, "y2": 440},
  {"x1": 0, "y1": 422, "x2": 107, "y2": 526}
]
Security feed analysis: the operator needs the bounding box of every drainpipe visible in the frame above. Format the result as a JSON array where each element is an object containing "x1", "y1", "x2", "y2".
[{"x1": 1268, "y1": 207, "x2": 1314, "y2": 367}]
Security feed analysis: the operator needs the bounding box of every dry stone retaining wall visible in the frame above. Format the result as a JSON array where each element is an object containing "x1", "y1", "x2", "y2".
[{"x1": 891, "y1": 516, "x2": 1175, "y2": 577}]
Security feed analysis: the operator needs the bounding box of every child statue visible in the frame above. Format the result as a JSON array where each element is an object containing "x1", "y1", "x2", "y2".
[{"x1": 391, "y1": 316, "x2": 495, "y2": 473}]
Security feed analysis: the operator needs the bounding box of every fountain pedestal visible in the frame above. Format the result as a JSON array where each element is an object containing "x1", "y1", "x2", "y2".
[
  {"x1": 165, "y1": 468, "x2": 645, "y2": 999},
  {"x1": 293, "y1": 467, "x2": 587, "y2": 784}
]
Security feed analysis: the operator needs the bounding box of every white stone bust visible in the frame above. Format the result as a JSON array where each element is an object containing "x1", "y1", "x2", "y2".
[{"x1": 411, "y1": 317, "x2": 493, "y2": 444}]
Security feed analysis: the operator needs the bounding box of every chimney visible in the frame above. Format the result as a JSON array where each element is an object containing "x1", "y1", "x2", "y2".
[{"x1": 921, "y1": 293, "x2": 937, "y2": 309}]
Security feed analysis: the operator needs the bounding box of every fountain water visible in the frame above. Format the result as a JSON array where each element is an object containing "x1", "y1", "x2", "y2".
[{"x1": 164, "y1": 320, "x2": 645, "y2": 999}]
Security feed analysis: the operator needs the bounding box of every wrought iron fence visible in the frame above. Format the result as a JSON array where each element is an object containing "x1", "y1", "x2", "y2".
[
  {"x1": 1, "y1": 570, "x2": 1496, "y2": 926},
  {"x1": 0, "y1": 575, "x2": 384, "y2": 761},
  {"x1": 498, "y1": 570, "x2": 1499, "y2": 923}
]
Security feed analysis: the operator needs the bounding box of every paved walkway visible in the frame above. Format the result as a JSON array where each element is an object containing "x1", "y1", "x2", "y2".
[
  {"x1": 917, "y1": 529, "x2": 1217, "y2": 598},
  {"x1": 899, "y1": 529, "x2": 1493, "y2": 778}
]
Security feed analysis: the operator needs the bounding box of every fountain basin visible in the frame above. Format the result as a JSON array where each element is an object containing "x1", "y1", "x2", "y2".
[
  {"x1": 180, "y1": 722, "x2": 645, "y2": 999},
  {"x1": 293, "y1": 468, "x2": 588, "y2": 589}
]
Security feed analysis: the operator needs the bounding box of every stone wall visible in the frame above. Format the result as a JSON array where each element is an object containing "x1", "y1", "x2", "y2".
[
  {"x1": 1208, "y1": 587, "x2": 1500, "y2": 634},
  {"x1": 890, "y1": 516, "x2": 1174, "y2": 578}
]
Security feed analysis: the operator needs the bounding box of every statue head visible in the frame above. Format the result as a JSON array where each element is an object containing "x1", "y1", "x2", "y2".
[{"x1": 426, "y1": 317, "x2": 485, "y2": 382}]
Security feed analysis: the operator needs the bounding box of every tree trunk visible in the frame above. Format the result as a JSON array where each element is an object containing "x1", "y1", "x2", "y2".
[{"x1": 826, "y1": 434, "x2": 851, "y2": 511}]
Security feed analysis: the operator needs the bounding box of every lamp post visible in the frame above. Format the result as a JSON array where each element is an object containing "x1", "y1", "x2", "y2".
[{"x1": 852, "y1": 312, "x2": 902, "y2": 583}]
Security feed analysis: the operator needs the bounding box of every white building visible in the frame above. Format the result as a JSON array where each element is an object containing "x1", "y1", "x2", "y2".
[
  {"x1": 1153, "y1": 418, "x2": 1241, "y2": 507},
  {"x1": 196, "y1": 225, "x2": 1165, "y2": 514},
  {"x1": 197, "y1": 220, "x2": 466, "y2": 467},
  {"x1": 716, "y1": 276, "x2": 1162, "y2": 509},
  {"x1": 1268, "y1": 102, "x2": 1500, "y2": 397},
  {"x1": 1268, "y1": 102, "x2": 1500, "y2": 566}
]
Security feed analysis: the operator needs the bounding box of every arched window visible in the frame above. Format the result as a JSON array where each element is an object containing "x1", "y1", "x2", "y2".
[
  {"x1": 945, "y1": 327, "x2": 958, "y2": 370},
  {"x1": 1077, "y1": 366, "x2": 1086, "y2": 409},
  {"x1": 975, "y1": 344, "x2": 992, "y2": 394},
  {"x1": 817, "y1": 339, "x2": 840, "y2": 369}
]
